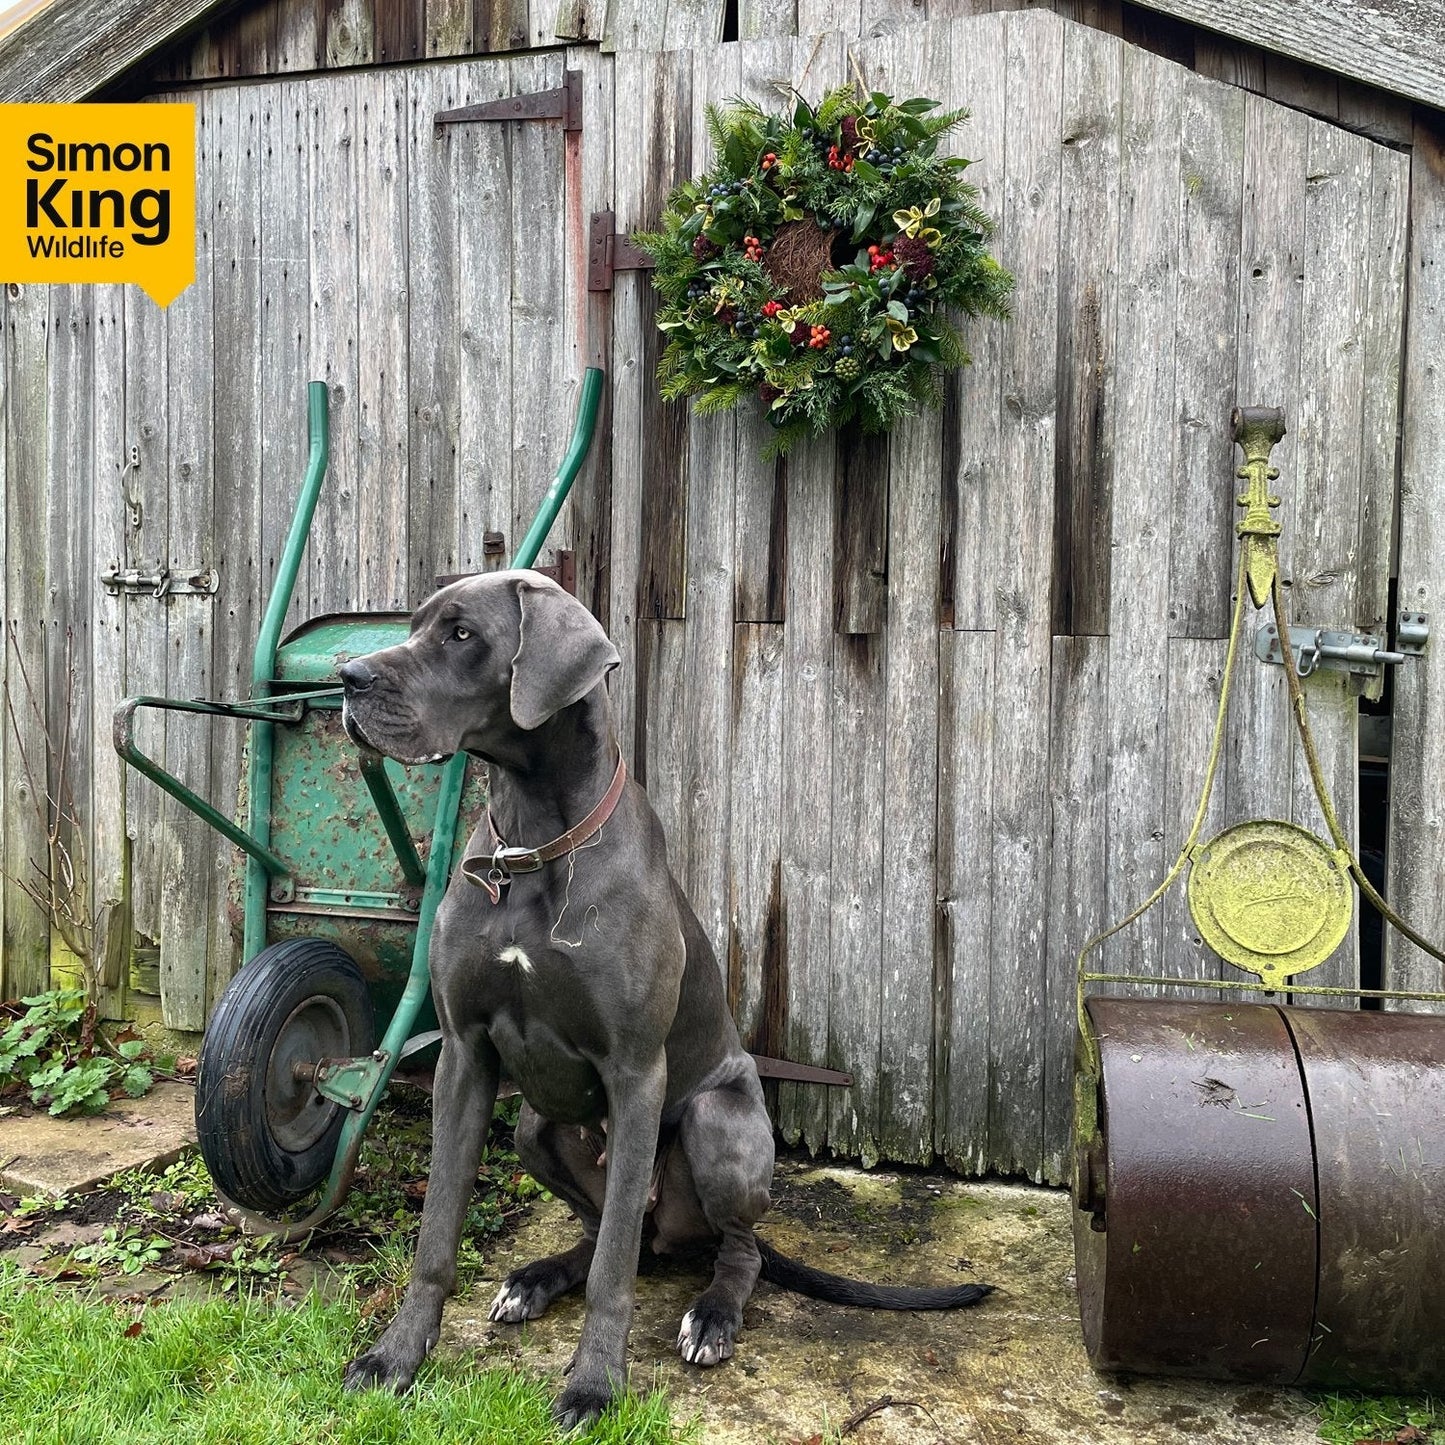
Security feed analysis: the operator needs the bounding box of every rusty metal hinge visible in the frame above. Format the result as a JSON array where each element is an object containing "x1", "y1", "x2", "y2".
[
  {"x1": 435, "y1": 69, "x2": 581, "y2": 132},
  {"x1": 587, "y1": 211, "x2": 655, "y2": 291}
]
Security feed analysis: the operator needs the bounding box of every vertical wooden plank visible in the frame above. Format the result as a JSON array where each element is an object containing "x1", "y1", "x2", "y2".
[
  {"x1": 407, "y1": 62, "x2": 461, "y2": 598},
  {"x1": 44, "y1": 286, "x2": 93, "y2": 994},
  {"x1": 729, "y1": 623, "x2": 785, "y2": 1052},
  {"x1": 324, "y1": 0, "x2": 376, "y2": 67},
  {"x1": 832, "y1": 431, "x2": 888, "y2": 635},
  {"x1": 1385, "y1": 114, "x2": 1445, "y2": 1003},
  {"x1": 1101, "y1": 44, "x2": 1179, "y2": 1004},
  {"x1": 2, "y1": 282, "x2": 50, "y2": 998},
  {"x1": 739, "y1": 0, "x2": 799, "y2": 38},
  {"x1": 876, "y1": 22, "x2": 946, "y2": 1166},
  {"x1": 509, "y1": 52, "x2": 570, "y2": 561},
  {"x1": 477, "y1": 0, "x2": 530, "y2": 52},
  {"x1": 859, "y1": 0, "x2": 926, "y2": 37},
  {"x1": 562, "y1": 46, "x2": 616, "y2": 623},
  {"x1": 611, "y1": 46, "x2": 693, "y2": 766},
  {"x1": 946, "y1": 12, "x2": 1007, "y2": 631},
  {"x1": 935, "y1": 630, "x2": 993, "y2": 1171},
  {"x1": 602, "y1": 0, "x2": 670, "y2": 51},
  {"x1": 377, "y1": 0, "x2": 425, "y2": 63},
  {"x1": 259, "y1": 80, "x2": 312, "y2": 636},
  {"x1": 1167, "y1": 77, "x2": 1244, "y2": 641},
  {"x1": 356, "y1": 67, "x2": 409, "y2": 611},
  {"x1": 1041, "y1": 634, "x2": 1107, "y2": 1182},
  {"x1": 1050, "y1": 20, "x2": 1120, "y2": 638},
  {"x1": 1286, "y1": 118, "x2": 1373, "y2": 996},
  {"x1": 122, "y1": 285, "x2": 169, "y2": 959},
  {"x1": 664, "y1": 0, "x2": 725, "y2": 46},
  {"x1": 427, "y1": 0, "x2": 473, "y2": 55},
  {"x1": 208, "y1": 81, "x2": 263, "y2": 1000},
  {"x1": 455, "y1": 57, "x2": 514, "y2": 575},
  {"x1": 274, "y1": 0, "x2": 321, "y2": 70},
  {"x1": 1355, "y1": 147, "x2": 1409, "y2": 639},
  {"x1": 671, "y1": 41, "x2": 741, "y2": 973},
  {"x1": 309, "y1": 72, "x2": 361, "y2": 616},
  {"x1": 776, "y1": 435, "x2": 835, "y2": 1149},
  {"x1": 826, "y1": 629, "x2": 885, "y2": 1166},
  {"x1": 1227, "y1": 92, "x2": 1305, "y2": 847},
  {"x1": 985, "y1": 8, "x2": 1063, "y2": 1182},
  {"x1": 798, "y1": 0, "x2": 859, "y2": 36},
  {"x1": 159, "y1": 96, "x2": 216, "y2": 1031}
]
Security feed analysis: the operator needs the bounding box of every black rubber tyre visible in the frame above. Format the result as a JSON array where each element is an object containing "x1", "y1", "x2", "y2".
[{"x1": 196, "y1": 938, "x2": 374, "y2": 1213}]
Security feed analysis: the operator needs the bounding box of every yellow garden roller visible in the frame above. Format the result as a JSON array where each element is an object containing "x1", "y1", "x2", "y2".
[{"x1": 1071, "y1": 407, "x2": 1445, "y2": 1391}]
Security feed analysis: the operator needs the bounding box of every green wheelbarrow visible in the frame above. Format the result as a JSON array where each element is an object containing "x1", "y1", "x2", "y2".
[
  {"x1": 115, "y1": 371, "x2": 847, "y2": 1238},
  {"x1": 113, "y1": 370, "x2": 606, "y2": 1237}
]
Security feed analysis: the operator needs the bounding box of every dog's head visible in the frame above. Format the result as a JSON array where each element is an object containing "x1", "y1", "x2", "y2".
[{"x1": 338, "y1": 570, "x2": 619, "y2": 766}]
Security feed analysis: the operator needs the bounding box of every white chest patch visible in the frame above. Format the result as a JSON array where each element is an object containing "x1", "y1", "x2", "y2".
[{"x1": 497, "y1": 945, "x2": 535, "y2": 976}]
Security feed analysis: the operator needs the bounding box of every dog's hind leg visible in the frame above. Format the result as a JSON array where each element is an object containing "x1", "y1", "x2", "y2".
[
  {"x1": 489, "y1": 1103, "x2": 607, "y2": 1324},
  {"x1": 345, "y1": 1029, "x2": 499, "y2": 1394},
  {"x1": 670, "y1": 1077, "x2": 775, "y2": 1367}
]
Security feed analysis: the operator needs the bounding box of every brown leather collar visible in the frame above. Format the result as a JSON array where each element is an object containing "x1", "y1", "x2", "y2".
[{"x1": 461, "y1": 753, "x2": 627, "y2": 905}]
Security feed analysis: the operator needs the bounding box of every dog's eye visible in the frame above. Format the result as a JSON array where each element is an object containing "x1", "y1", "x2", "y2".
[{"x1": 452, "y1": 625, "x2": 471, "y2": 642}]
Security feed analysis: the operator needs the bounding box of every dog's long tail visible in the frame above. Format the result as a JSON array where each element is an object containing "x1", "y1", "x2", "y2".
[{"x1": 756, "y1": 1238, "x2": 994, "y2": 1311}]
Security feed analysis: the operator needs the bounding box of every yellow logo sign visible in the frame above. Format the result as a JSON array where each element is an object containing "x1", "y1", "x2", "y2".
[{"x1": 0, "y1": 103, "x2": 195, "y2": 307}]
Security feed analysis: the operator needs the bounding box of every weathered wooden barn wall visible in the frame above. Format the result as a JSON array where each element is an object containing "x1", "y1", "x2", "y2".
[
  {"x1": 602, "y1": 11, "x2": 1407, "y2": 1180},
  {"x1": 1, "y1": 3, "x2": 1434, "y2": 1183}
]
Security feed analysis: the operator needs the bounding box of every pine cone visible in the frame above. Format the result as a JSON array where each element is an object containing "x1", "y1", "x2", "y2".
[{"x1": 892, "y1": 236, "x2": 935, "y2": 280}]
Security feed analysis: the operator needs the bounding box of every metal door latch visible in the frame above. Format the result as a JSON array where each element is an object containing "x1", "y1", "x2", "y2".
[
  {"x1": 101, "y1": 567, "x2": 218, "y2": 598},
  {"x1": 1255, "y1": 612, "x2": 1429, "y2": 679}
]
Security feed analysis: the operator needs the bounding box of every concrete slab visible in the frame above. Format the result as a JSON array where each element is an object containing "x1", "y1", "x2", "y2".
[
  {"x1": 0, "y1": 1080, "x2": 197, "y2": 1196},
  {"x1": 437, "y1": 1155, "x2": 1324, "y2": 1445}
]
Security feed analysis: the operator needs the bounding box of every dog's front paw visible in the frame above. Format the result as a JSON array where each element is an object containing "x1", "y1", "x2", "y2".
[
  {"x1": 551, "y1": 1377, "x2": 615, "y2": 1433},
  {"x1": 342, "y1": 1319, "x2": 435, "y2": 1395},
  {"x1": 343, "y1": 1346, "x2": 419, "y2": 1395},
  {"x1": 676, "y1": 1303, "x2": 740, "y2": 1367}
]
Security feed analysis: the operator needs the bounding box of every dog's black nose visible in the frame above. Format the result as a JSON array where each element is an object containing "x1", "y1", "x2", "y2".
[{"x1": 338, "y1": 658, "x2": 376, "y2": 693}]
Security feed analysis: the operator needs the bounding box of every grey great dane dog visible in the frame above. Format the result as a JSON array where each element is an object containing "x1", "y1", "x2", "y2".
[{"x1": 338, "y1": 569, "x2": 991, "y2": 1430}]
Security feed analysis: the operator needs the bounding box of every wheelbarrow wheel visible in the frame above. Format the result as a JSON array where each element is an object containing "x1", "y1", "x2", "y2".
[{"x1": 196, "y1": 938, "x2": 374, "y2": 1213}]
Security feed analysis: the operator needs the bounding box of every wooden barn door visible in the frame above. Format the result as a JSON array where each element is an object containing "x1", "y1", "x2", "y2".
[
  {"x1": 606, "y1": 9, "x2": 1408, "y2": 1180},
  {"x1": 113, "y1": 49, "x2": 600, "y2": 1029}
]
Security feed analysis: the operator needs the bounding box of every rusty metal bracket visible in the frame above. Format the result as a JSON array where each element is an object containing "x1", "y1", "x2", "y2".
[
  {"x1": 588, "y1": 211, "x2": 655, "y2": 292},
  {"x1": 435, "y1": 69, "x2": 581, "y2": 132}
]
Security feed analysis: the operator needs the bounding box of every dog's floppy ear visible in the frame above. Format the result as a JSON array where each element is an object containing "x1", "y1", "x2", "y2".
[{"x1": 509, "y1": 573, "x2": 620, "y2": 730}]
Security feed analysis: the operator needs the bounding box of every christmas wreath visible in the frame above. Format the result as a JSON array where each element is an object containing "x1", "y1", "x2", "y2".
[{"x1": 637, "y1": 87, "x2": 1013, "y2": 456}]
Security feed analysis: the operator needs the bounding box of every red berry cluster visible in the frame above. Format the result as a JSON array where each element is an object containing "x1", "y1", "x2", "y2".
[
  {"x1": 761, "y1": 300, "x2": 784, "y2": 318},
  {"x1": 744, "y1": 234, "x2": 765, "y2": 262},
  {"x1": 761, "y1": 151, "x2": 778, "y2": 171},
  {"x1": 827, "y1": 144, "x2": 854, "y2": 172},
  {"x1": 808, "y1": 325, "x2": 831, "y2": 350},
  {"x1": 868, "y1": 244, "x2": 896, "y2": 273}
]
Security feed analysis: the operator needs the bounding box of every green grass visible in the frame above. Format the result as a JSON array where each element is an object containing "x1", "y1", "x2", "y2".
[
  {"x1": 0, "y1": 1263, "x2": 693, "y2": 1445},
  {"x1": 1313, "y1": 1392, "x2": 1443, "y2": 1444}
]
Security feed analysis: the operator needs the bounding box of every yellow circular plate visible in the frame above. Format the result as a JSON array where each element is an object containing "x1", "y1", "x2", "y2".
[{"x1": 1188, "y1": 820, "x2": 1353, "y2": 986}]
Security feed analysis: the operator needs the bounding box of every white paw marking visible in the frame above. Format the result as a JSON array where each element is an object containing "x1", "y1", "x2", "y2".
[{"x1": 497, "y1": 945, "x2": 534, "y2": 975}]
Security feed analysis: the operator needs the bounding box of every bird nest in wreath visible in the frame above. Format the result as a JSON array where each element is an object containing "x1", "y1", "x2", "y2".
[{"x1": 636, "y1": 87, "x2": 1014, "y2": 456}]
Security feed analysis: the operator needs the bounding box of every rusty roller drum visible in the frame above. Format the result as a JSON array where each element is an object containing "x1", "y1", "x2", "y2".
[{"x1": 1073, "y1": 997, "x2": 1445, "y2": 1389}]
